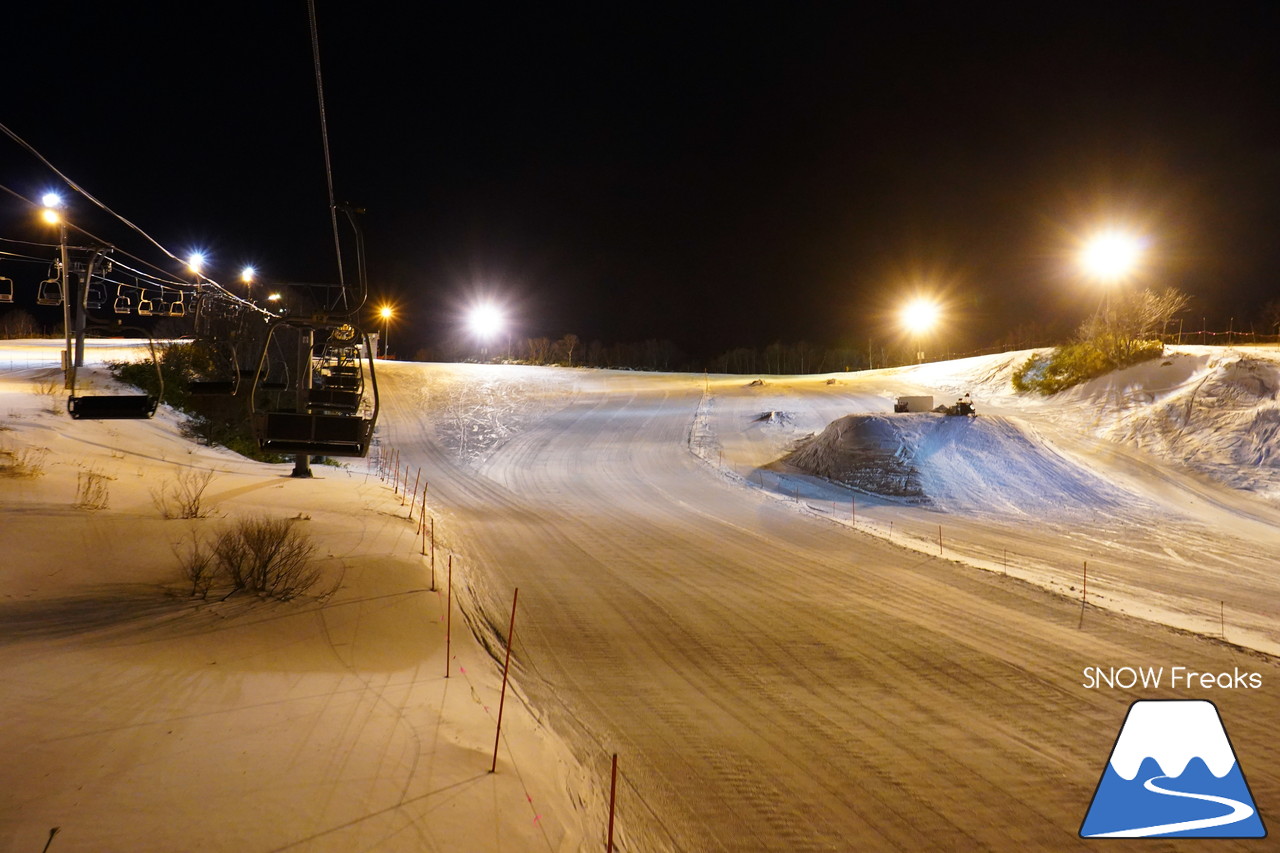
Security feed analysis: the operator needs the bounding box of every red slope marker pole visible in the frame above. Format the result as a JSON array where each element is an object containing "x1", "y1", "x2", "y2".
[
  {"x1": 418, "y1": 483, "x2": 428, "y2": 534},
  {"x1": 491, "y1": 587, "x2": 519, "y2": 773},
  {"x1": 607, "y1": 752, "x2": 619, "y2": 852},
  {"x1": 409, "y1": 468, "x2": 421, "y2": 517},
  {"x1": 446, "y1": 556, "x2": 453, "y2": 678},
  {"x1": 1082, "y1": 560, "x2": 1088, "y2": 606}
]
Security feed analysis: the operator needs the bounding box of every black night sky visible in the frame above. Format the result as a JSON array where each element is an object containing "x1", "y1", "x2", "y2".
[{"x1": 5, "y1": 3, "x2": 1280, "y2": 363}]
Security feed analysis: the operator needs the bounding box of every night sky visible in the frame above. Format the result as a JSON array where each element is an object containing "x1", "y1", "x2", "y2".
[{"x1": 5, "y1": 3, "x2": 1280, "y2": 362}]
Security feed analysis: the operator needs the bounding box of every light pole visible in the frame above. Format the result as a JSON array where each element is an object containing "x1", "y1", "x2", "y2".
[
  {"x1": 241, "y1": 266, "x2": 255, "y2": 299},
  {"x1": 378, "y1": 305, "x2": 393, "y2": 358},
  {"x1": 467, "y1": 302, "x2": 505, "y2": 361},
  {"x1": 1078, "y1": 229, "x2": 1144, "y2": 362},
  {"x1": 40, "y1": 194, "x2": 72, "y2": 386},
  {"x1": 1079, "y1": 229, "x2": 1144, "y2": 311},
  {"x1": 900, "y1": 297, "x2": 941, "y2": 364}
]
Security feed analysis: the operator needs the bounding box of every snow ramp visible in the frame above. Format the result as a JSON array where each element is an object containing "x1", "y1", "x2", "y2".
[{"x1": 785, "y1": 413, "x2": 1141, "y2": 517}]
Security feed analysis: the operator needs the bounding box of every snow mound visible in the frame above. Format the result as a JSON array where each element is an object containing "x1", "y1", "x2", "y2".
[
  {"x1": 785, "y1": 413, "x2": 1142, "y2": 516},
  {"x1": 785, "y1": 414, "x2": 924, "y2": 498}
]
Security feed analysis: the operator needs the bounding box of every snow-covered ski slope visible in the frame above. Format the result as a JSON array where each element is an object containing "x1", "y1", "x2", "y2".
[{"x1": 376, "y1": 347, "x2": 1280, "y2": 851}]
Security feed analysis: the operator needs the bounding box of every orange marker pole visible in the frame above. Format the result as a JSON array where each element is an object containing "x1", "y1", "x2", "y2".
[
  {"x1": 607, "y1": 752, "x2": 618, "y2": 852},
  {"x1": 491, "y1": 587, "x2": 519, "y2": 773},
  {"x1": 445, "y1": 556, "x2": 452, "y2": 678}
]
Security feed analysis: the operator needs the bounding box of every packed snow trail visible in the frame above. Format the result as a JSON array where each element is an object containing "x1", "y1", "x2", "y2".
[{"x1": 376, "y1": 361, "x2": 1280, "y2": 851}]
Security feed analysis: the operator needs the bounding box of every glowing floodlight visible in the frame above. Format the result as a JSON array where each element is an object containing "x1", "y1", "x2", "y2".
[
  {"x1": 187, "y1": 252, "x2": 205, "y2": 275},
  {"x1": 900, "y1": 297, "x2": 941, "y2": 334},
  {"x1": 1080, "y1": 230, "x2": 1144, "y2": 283},
  {"x1": 40, "y1": 207, "x2": 61, "y2": 225},
  {"x1": 467, "y1": 302, "x2": 505, "y2": 340},
  {"x1": 41, "y1": 192, "x2": 63, "y2": 209},
  {"x1": 377, "y1": 304, "x2": 394, "y2": 357},
  {"x1": 241, "y1": 266, "x2": 256, "y2": 284}
]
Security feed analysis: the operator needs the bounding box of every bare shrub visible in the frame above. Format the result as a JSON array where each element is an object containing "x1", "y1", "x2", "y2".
[
  {"x1": 152, "y1": 468, "x2": 215, "y2": 519},
  {"x1": 0, "y1": 443, "x2": 49, "y2": 478},
  {"x1": 212, "y1": 516, "x2": 319, "y2": 601},
  {"x1": 176, "y1": 533, "x2": 218, "y2": 599},
  {"x1": 75, "y1": 467, "x2": 112, "y2": 510},
  {"x1": 35, "y1": 375, "x2": 62, "y2": 414}
]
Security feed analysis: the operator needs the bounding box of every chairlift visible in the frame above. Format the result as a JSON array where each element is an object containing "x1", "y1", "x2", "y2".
[
  {"x1": 168, "y1": 291, "x2": 186, "y2": 317},
  {"x1": 250, "y1": 319, "x2": 378, "y2": 457},
  {"x1": 85, "y1": 280, "x2": 107, "y2": 310},
  {"x1": 113, "y1": 284, "x2": 133, "y2": 314},
  {"x1": 37, "y1": 277, "x2": 62, "y2": 306},
  {"x1": 67, "y1": 338, "x2": 163, "y2": 420},
  {"x1": 0, "y1": 276, "x2": 12, "y2": 303},
  {"x1": 137, "y1": 290, "x2": 156, "y2": 316},
  {"x1": 186, "y1": 338, "x2": 241, "y2": 397}
]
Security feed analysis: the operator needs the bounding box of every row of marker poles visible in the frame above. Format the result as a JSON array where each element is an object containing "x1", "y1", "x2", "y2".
[
  {"x1": 375, "y1": 448, "x2": 627, "y2": 847},
  {"x1": 844, "y1": 508, "x2": 1239, "y2": 644},
  {"x1": 378, "y1": 455, "x2": 629, "y2": 845}
]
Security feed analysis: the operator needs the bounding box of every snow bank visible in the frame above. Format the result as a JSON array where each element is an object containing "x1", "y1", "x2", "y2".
[{"x1": 1050, "y1": 349, "x2": 1280, "y2": 499}]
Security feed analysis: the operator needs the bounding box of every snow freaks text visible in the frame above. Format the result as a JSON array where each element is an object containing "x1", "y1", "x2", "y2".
[{"x1": 1082, "y1": 666, "x2": 1263, "y2": 690}]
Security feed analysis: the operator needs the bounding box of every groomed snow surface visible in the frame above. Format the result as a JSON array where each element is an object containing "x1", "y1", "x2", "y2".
[{"x1": 3, "y1": 340, "x2": 1279, "y2": 850}]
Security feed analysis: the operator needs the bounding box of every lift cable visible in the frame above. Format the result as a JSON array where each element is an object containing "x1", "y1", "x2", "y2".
[
  {"x1": 0, "y1": 175, "x2": 271, "y2": 319},
  {"x1": 307, "y1": 0, "x2": 348, "y2": 313}
]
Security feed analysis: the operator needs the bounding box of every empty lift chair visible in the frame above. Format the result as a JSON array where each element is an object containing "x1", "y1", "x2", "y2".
[
  {"x1": 250, "y1": 320, "x2": 379, "y2": 457},
  {"x1": 37, "y1": 277, "x2": 62, "y2": 305},
  {"x1": 67, "y1": 339, "x2": 163, "y2": 420},
  {"x1": 0, "y1": 276, "x2": 12, "y2": 303}
]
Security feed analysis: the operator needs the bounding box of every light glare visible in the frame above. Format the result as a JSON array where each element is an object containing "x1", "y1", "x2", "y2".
[
  {"x1": 1080, "y1": 230, "x2": 1143, "y2": 282},
  {"x1": 41, "y1": 192, "x2": 62, "y2": 209},
  {"x1": 40, "y1": 208, "x2": 60, "y2": 225},
  {"x1": 187, "y1": 252, "x2": 205, "y2": 274},
  {"x1": 467, "y1": 303, "x2": 504, "y2": 340},
  {"x1": 901, "y1": 298, "x2": 941, "y2": 334}
]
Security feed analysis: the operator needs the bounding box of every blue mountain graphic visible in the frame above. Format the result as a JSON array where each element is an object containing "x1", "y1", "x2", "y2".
[{"x1": 1081, "y1": 756, "x2": 1265, "y2": 838}]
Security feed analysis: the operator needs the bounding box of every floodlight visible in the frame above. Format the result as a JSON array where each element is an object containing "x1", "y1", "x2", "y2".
[
  {"x1": 1080, "y1": 230, "x2": 1143, "y2": 283},
  {"x1": 901, "y1": 297, "x2": 941, "y2": 334},
  {"x1": 468, "y1": 303, "x2": 504, "y2": 340}
]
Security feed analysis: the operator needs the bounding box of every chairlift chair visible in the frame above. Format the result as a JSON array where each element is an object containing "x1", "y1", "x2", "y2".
[
  {"x1": 67, "y1": 338, "x2": 163, "y2": 420},
  {"x1": 168, "y1": 291, "x2": 186, "y2": 317},
  {"x1": 37, "y1": 278, "x2": 62, "y2": 306},
  {"x1": 250, "y1": 319, "x2": 378, "y2": 457},
  {"x1": 0, "y1": 276, "x2": 12, "y2": 303},
  {"x1": 85, "y1": 281, "x2": 107, "y2": 310},
  {"x1": 186, "y1": 338, "x2": 241, "y2": 397}
]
